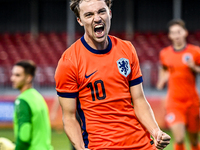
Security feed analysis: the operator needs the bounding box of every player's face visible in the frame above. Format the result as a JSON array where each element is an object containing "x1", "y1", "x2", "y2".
[
  {"x1": 77, "y1": 0, "x2": 112, "y2": 45},
  {"x1": 168, "y1": 24, "x2": 188, "y2": 45},
  {"x1": 10, "y1": 66, "x2": 28, "y2": 90}
]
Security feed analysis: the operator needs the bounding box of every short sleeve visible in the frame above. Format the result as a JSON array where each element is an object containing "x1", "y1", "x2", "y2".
[
  {"x1": 194, "y1": 47, "x2": 200, "y2": 66},
  {"x1": 159, "y1": 49, "x2": 167, "y2": 68},
  {"x1": 55, "y1": 54, "x2": 79, "y2": 98},
  {"x1": 128, "y1": 42, "x2": 143, "y2": 87}
]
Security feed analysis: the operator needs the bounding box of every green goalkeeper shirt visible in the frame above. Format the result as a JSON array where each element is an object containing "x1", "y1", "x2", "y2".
[{"x1": 14, "y1": 88, "x2": 53, "y2": 150}]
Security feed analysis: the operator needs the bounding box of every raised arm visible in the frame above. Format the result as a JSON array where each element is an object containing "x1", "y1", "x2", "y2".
[
  {"x1": 130, "y1": 83, "x2": 170, "y2": 149},
  {"x1": 58, "y1": 96, "x2": 88, "y2": 150}
]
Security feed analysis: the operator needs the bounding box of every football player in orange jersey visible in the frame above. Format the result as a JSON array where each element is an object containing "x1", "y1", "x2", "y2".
[
  {"x1": 55, "y1": 0, "x2": 171, "y2": 150},
  {"x1": 157, "y1": 19, "x2": 200, "y2": 150}
]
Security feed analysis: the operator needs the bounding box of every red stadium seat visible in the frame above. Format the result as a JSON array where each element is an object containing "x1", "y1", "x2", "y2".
[{"x1": 0, "y1": 31, "x2": 199, "y2": 87}]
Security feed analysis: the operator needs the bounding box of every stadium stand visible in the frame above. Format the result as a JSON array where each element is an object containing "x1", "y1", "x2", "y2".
[{"x1": 0, "y1": 31, "x2": 200, "y2": 87}]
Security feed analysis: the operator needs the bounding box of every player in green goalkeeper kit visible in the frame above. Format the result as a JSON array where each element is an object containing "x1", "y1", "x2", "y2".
[{"x1": 10, "y1": 60, "x2": 53, "y2": 150}]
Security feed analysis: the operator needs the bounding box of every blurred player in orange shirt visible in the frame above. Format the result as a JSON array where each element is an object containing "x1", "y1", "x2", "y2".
[
  {"x1": 157, "y1": 19, "x2": 200, "y2": 150},
  {"x1": 55, "y1": 0, "x2": 171, "y2": 150}
]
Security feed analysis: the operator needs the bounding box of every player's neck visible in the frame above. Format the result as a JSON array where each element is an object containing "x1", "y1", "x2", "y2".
[
  {"x1": 173, "y1": 42, "x2": 187, "y2": 51},
  {"x1": 20, "y1": 84, "x2": 32, "y2": 93},
  {"x1": 95, "y1": 41, "x2": 108, "y2": 50},
  {"x1": 84, "y1": 35, "x2": 109, "y2": 50}
]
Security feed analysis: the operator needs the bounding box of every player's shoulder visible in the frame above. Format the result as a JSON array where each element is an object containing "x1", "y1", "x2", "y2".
[
  {"x1": 109, "y1": 35, "x2": 133, "y2": 47},
  {"x1": 109, "y1": 35, "x2": 136, "y2": 56},
  {"x1": 14, "y1": 97, "x2": 29, "y2": 109},
  {"x1": 160, "y1": 45, "x2": 172, "y2": 55},
  {"x1": 187, "y1": 44, "x2": 200, "y2": 51},
  {"x1": 62, "y1": 39, "x2": 82, "y2": 58},
  {"x1": 59, "y1": 39, "x2": 83, "y2": 65},
  {"x1": 18, "y1": 88, "x2": 42, "y2": 102}
]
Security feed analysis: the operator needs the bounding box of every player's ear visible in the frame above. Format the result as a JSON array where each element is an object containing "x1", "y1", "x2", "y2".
[
  {"x1": 77, "y1": 17, "x2": 83, "y2": 26},
  {"x1": 184, "y1": 29, "x2": 188, "y2": 37},
  {"x1": 26, "y1": 74, "x2": 33, "y2": 84},
  {"x1": 109, "y1": 9, "x2": 112, "y2": 19}
]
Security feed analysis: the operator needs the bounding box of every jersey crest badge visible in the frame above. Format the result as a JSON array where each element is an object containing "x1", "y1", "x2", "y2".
[
  {"x1": 165, "y1": 112, "x2": 175, "y2": 123},
  {"x1": 117, "y1": 58, "x2": 131, "y2": 77},
  {"x1": 182, "y1": 53, "x2": 193, "y2": 64}
]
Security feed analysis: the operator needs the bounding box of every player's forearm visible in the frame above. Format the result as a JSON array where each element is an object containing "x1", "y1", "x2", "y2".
[
  {"x1": 134, "y1": 98, "x2": 161, "y2": 137},
  {"x1": 156, "y1": 79, "x2": 165, "y2": 90},
  {"x1": 187, "y1": 60, "x2": 200, "y2": 73},
  {"x1": 63, "y1": 117, "x2": 85, "y2": 150},
  {"x1": 157, "y1": 67, "x2": 168, "y2": 90}
]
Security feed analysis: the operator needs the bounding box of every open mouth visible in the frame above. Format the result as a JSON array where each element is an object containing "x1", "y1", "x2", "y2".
[{"x1": 94, "y1": 24, "x2": 105, "y2": 37}]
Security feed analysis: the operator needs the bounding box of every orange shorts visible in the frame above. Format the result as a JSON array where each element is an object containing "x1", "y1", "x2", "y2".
[{"x1": 165, "y1": 104, "x2": 199, "y2": 133}]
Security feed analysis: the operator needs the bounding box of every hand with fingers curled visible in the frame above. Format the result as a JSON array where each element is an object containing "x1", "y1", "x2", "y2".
[
  {"x1": 153, "y1": 129, "x2": 171, "y2": 150},
  {"x1": 186, "y1": 58, "x2": 195, "y2": 69}
]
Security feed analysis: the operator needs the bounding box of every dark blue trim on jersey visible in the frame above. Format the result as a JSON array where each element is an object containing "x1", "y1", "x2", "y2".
[
  {"x1": 81, "y1": 36, "x2": 112, "y2": 54},
  {"x1": 77, "y1": 98, "x2": 89, "y2": 148},
  {"x1": 173, "y1": 44, "x2": 187, "y2": 52},
  {"x1": 129, "y1": 76, "x2": 143, "y2": 87},
  {"x1": 57, "y1": 92, "x2": 78, "y2": 98}
]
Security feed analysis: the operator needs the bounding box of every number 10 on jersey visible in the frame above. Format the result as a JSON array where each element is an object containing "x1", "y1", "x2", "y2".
[{"x1": 87, "y1": 80, "x2": 106, "y2": 101}]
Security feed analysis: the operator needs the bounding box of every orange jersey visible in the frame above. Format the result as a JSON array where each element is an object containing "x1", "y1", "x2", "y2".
[
  {"x1": 55, "y1": 36, "x2": 155, "y2": 149},
  {"x1": 160, "y1": 44, "x2": 200, "y2": 107}
]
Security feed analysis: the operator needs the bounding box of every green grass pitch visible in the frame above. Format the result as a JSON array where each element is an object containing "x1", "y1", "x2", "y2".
[{"x1": 0, "y1": 129, "x2": 192, "y2": 150}]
